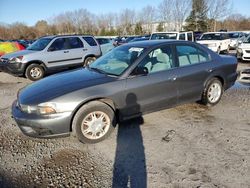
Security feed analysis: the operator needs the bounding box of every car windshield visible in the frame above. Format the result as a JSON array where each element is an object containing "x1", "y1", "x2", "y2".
[
  {"x1": 228, "y1": 33, "x2": 240, "y2": 39},
  {"x1": 89, "y1": 45, "x2": 145, "y2": 76},
  {"x1": 243, "y1": 35, "x2": 250, "y2": 43},
  {"x1": 200, "y1": 33, "x2": 223, "y2": 40},
  {"x1": 151, "y1": 33, "x2": 178, "y2": 40},
  {"x1": 27, "y1": 38, "x2": 52, "y2": 51}
]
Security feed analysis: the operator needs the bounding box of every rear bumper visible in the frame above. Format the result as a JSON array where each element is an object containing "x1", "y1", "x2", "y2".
[
  {"x1": 12, "y1": 100, "x2": 71, "y2": 138},
  {"x1": 0, "y1": 62, "x2": 26, "y2": 76}
]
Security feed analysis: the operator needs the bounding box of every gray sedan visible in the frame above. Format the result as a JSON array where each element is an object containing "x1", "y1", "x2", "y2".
[{"x1": 12, "y1": 40, "x2": 238, "y2": 143}]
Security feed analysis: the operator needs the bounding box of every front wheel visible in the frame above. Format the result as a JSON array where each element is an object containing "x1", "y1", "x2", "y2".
[
  {"x1": 84, "y1": 57, "x2": 96, "y2": 66},
  {"x1": 72, "y1": 101, "x2": 116, "y2": 144},
  {"x1": 201, "y1": 78, "x2": 223, "y2": 106},
  {"x1": 25, "y1": 64, "x2": 44, "y2": 81}
]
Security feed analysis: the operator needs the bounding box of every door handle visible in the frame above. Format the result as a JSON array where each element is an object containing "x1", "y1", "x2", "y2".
[
  {"x1": 207, "y1": 69, "x2": 213, "y2": 73},
  {"x1": 64, "y1": 51, "x2": 69, "y2": 53}
]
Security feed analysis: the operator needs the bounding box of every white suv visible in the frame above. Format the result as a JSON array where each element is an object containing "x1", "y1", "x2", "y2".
[
  {"x1": 0, "y1": 35, "x2": 101, "y2": 80},
  {"x1": 197, "y1": 32, "x2": 231, "y2": 54}
]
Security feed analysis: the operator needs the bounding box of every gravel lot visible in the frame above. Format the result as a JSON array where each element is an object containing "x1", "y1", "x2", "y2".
[{"x1": 0, "y1": 59, "x2": 250, "y2": 187}]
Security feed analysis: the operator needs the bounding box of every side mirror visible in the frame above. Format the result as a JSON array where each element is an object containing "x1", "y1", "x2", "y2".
[
  {"x1": 133, "y1": 67, "x2": 149, "y2": 76},
  {"x1": 48, "y1": 47, "x2": 55, "y2": 52}
]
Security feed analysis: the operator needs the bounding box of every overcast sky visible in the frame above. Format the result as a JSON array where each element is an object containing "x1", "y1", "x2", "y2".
[{"x1": 0, "y1": 0, "x2": 249, "y2": 26}]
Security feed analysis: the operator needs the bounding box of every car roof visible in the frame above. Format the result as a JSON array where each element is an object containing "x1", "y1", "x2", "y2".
[
  {"x1": 41, "y1": 35, "x2": 94, "y2": 40},
  {"x1": 120, "y1": 39, "x2": 191, "y2": 48},
  {"x1": 203, "y1": 32, "x2": 227, "y2": 34}
]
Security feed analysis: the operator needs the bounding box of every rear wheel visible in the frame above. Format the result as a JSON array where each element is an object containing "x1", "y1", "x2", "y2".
[
  {"x1": 84, "y1": 57, "x2": 96, "y2": 66},
  {"x1": 201, "y1": 78, "x2": 223, "y2": 106},
  {"x1": 72, "y1": 101, "x2": 116, "y2": 144},
  {"x1": 25, "y1": 64, "x2": 44, "y2": 81}
]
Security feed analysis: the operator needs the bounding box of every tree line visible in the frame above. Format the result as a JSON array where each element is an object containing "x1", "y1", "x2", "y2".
[{"x1": 0, "y1": 0, "x2": 249, "y2": 40}]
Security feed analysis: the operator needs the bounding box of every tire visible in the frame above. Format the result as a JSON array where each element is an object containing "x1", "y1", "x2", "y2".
[
  {"x1": 84, "y1": 56, "x2": 96, "y2": 66},
  {"x1": 25, "y1": 64, "x2": 44, "y2": 81},
  {"x1": 201, "y1": 78, "x2": 223, "y2": 106},
  {"x1": 217, "y1": 47, "x2": 221, "y2": 54},
  {"x1": 224, "y1": 46, "x2": 230, "y2": 54},
  {"x1": 72, "y1": 101, "x2": 116, "y2": 144}
]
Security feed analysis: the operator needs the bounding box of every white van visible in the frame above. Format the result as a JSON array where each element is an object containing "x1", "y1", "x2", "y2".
[{"x1": 150, "y1": 31, "x2": 194, "y2": 42}]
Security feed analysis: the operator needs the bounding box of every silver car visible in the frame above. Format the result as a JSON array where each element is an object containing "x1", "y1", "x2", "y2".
[{"x1": 0, "y1": 35, "x2": 101, "y2": 80}]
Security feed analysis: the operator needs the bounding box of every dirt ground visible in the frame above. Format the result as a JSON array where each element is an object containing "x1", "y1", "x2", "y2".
[{"x1": 0, "y1": 60, "x2": 250, "y2": 188}]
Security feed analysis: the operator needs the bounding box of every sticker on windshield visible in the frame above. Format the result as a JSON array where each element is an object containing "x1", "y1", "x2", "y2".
[{"x1": 129, "y1": 47, "x2": 144, "y2": 53}]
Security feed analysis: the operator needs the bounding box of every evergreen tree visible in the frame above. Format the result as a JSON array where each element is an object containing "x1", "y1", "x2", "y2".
[
  {"x1": 156, "y1": 22, "x2": 164, "y2": 32},
  {"x1": 134, "y1": 22, "x2": 143, "y2": 35},
  {"x1": 184, "y1": 0, "x2": 208, "y2": 32}
]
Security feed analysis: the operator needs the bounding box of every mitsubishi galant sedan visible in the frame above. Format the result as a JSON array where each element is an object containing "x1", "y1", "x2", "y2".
[{"x1": 12, "y1": 40, "x2": 238, "y2": 143}]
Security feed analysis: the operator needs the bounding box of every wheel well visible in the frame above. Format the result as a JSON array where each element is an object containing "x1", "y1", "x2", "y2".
[
  {"x1": 25, "y1": 61, "x2": 46, "y2": 71},
  {"x1": 84, "y1": 55, "x2": 96, "y2": 61},
  {"x1": 213, "y1": 76, "x2": 224, "y2": 86},
  {"x1": 69, "y1": 98, "x2": 116, "y2": 132}
]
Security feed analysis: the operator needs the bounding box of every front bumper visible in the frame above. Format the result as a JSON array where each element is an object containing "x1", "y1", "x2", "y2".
[
  {"x1": 0, "y1": 60, "x2": 26, "y2": 76},
  {"x1": 12, "y1": 100, "x2": 72, "y2": 138}
]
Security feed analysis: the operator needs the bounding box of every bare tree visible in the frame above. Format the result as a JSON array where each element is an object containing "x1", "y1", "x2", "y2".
[
  {"x1": 158, "y1": 0, "x2": 175, "y2": 30},
  {"x1": 173, "y1": 0, "x2": 192, "y2": 31},
  {"x1": 206, "y1": 0, "x2": 232, "y2": 31},
  {"x1": 119, "y1": 9, "x2": 136, "y2": 35},
  {"x1": 158, "y1": 0, "x2": 191, "y2": 31},
  {"x1": 138, "y1": 5, "x2": 156, "y2": 33}
]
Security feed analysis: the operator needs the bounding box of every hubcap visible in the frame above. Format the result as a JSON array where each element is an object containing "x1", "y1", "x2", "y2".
[
  {"x1": 30, "y1": 67, "x2": 42, "y2": 78},
  {"x1": 207, "y1": 83, "x2": 222, "y2": 103},
  {"x1": 81, "y1": 111, "x2": 110, "y2": 140}
]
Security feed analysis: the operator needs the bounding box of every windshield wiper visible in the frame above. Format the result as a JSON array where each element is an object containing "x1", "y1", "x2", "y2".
[{"x1": 88, "y1": 66, "x2": 118, "y2": 77}]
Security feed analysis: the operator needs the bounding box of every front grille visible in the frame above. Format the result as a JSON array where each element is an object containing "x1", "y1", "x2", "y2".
[{"x1": 245, "y1": 50, "x2": 250, "y2": 53}]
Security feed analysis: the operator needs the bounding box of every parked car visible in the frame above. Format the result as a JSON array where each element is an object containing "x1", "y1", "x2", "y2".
[
  {"x1": 237, "y1": 34, "x2": 250, "y2": 62},
  {"x1": 197, "y1": 32, "x2": 231, "y2": 54},
  {"x1": 128, "y1": 37, "x2": 150, "y2": 43},
  {"x1": 96, "y1": 37, "x2": 115, "y2": 55},
  {"x1": 228, "y1": 31, "x2": 244, "y2": 49},
  {"x1": 12, "y1": 40, "x2": 238, "y2": 143},
  {"x1": 0, "y1": 35, "x2": 101, "y2": 80},
  {"x1": 150, "y1": 31, "x2": 194, "y2": 41},
  {"x1": 0, "y1": 42, "x2": 25, "y2": 57}
]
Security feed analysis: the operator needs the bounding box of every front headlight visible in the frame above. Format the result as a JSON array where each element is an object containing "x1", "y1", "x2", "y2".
[
  {"x1": 208, "y1": 43, "x2": 217, "y2": 47},
  {"x1": 9, "y1": 56, "x2": 23, "y2": 63},
  {"x1": 19, "y1": 102, "x2": 57, "y2": 115},
  {"x1": 37, "y1": 102, "x2": 57, "y2": 115},
  {"x1": 19, "y1": 104, "x2": 37, "y2": 114}
]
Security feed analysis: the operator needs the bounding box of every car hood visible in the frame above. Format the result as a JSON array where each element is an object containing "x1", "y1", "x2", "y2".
[
  {"x1": 18, "y1": 68, "x2": 116, "y2": 104},
  {"x1": 1, "y1": 50, "x2": 37, "y2": 59},
  {"x1": 197, "y1": 40, "x2": 220, "y2": 44}
]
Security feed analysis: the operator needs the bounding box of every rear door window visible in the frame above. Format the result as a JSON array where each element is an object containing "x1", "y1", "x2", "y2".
[
  {"x1": 49, "y1": 38, "x2": 65, "y2": 51},
  {"x1": 68, "y1": 37, "x2": 83, "y2": 49},
  {"x1": 176, "y1": 45, "x2": 210, "y2": 67}
]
